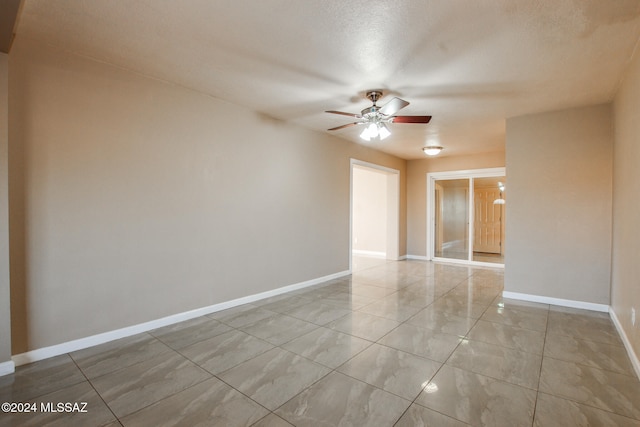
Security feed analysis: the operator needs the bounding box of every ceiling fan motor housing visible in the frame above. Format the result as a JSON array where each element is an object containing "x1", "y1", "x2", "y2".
[
  {"x1": 361, "y1": 106, "x2": 379, "y2": 117},
  {"x1": 366, "y1": 90, "x2": 383, "y2": 104}
]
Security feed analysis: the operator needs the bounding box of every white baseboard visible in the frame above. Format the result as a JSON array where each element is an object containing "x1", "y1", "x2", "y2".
[
  {"x1": 502, "y1": 291, "x2": 610, "y2": 313},
  {"x1": 609, "y1": 308, "x2": 640, "y2": 381},
  {"x1": 0, "y1": 360, "x2": 15, "y2": 376},
  {"x1": 10, "y1": 269, "x2": 350, "y2": 369},
  {"x1": 405, "y1": 255, "x2": 429, "y2": 261},
  {"x1": 352, "y1": 250, "x2": 386, "y2": 259}
]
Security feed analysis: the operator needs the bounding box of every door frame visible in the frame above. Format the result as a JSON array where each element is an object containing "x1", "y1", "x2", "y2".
[
  {"x1": 426, "y1": 167, "x2": 505, "y2": 268},
  {"x1": 350, "y1": 159, "x2": 400, "y2": 272}
]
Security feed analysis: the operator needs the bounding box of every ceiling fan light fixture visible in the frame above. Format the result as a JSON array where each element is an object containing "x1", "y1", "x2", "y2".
[
  {"x1": 422, "y1": 146, "x2": 443, "y2": 156},
  {"x1": 360, "y1": 122, "x2": 383, "y2": 141},
  {"x1": 378, "y1": 123, "x2": 391, "y2": 140},
  {"x1": 359, "y1": 126, "x2": 372, "y2": 141},
  {"x1": 328, "y1": 91, "x2": 431, "y2": 142},
  {"x1": 367, "y1": 122, "x2": 379, "y2": 138}
]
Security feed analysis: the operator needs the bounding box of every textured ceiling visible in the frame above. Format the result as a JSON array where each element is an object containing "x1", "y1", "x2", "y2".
[{"x1": 14, "y1": 0, "x2": 640, "y2": 159}]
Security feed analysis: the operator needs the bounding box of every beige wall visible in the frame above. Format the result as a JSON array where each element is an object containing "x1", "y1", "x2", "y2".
[
  {"x1": 352, "y1": 166, "x2": 387, "y2": 254},
  {"x1": 0, "y1": 52, "x2": 10, "y2": 365},
  {"x1": 406, "y1": 151, "x2": 505, "y2": 257},
  {"x1": 612, "y1": 46, "x2": 640, "y2": 359},
  {"x1": 505, "y1": 104, "x2": 613, "y2": 304},
  {"x1": 8, "y1": 38, "x2": 407, "y2": 354}
]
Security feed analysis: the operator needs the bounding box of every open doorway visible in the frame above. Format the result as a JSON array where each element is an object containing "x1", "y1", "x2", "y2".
[
  {"x1": 472, "y1": 177, "x2": 505, "y2": 263},
  {"x1": 427, "y1": 168, "x2": 505, "y2": 267},
  {"x1": 350, "y1": 159, "x2": 400, "y2": 272}
]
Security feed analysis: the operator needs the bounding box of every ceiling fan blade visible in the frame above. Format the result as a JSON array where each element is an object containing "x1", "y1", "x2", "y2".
[
  {"x1": 327, "y1": 122, "x2": 361, "y2": 131},
  {"x1": 378, "y1": 97, "x2": 410, "y2": 116},
  {"x1": 391, "y1": 115, "x2": 432, "y2": 124},
  {"x1": 325, "y1": 110, "x2": 362, "y2": 118}
]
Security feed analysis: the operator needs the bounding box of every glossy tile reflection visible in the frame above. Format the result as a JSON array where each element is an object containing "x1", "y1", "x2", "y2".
[
  {"x1": 90, "y1": 351, "x2": 211, "y2": 418},
  {"x1": 544, "y1": 332, "x2": 635, "y2": 375},
  {"x1": 467, "y1": 319, "x2": 545, "y2": 354},
  {"x1": 547, "y1": 308, "x2": 623, "y2": 346},
  {"x1": 70, "y1": 333, "x2": 173, "y2": 379},
  {"x1": 178, "y1": 329, "x2": 274, "y2": 375},
  {"x1": 120, "y1": 377, "x2": 268, "y2": 427},
  {"x1": 416, "y1": 365, "x2": 537, "y2": 426},
  {"x1": 378, "y1": 323, "x2": 462, "y2": 361},
  {"x1": 447, "y1": 339, "x2": 543, "y2": 389},
  {"x1": 0, "y1": 354, "x2": 86, "y2": 403},
  {"x1": 2, "y1": 258, "x2": 638, "y2": 426},
  {"x1": 327, "y1": 311, "x2": 400, "y2": 341},
  {"x1": 281, "y1": 327, "x2": 371, "y2": 368},
  {"x1": 276, "y1": 371, "x2": 410, "y2": 427},
  {"x1": 395, "y1": 403, "x2": 471, "y2": 427},
  {"x1": 239, "y1": 313, "x2": 319, "y2": 346},
  {"x1": 407, "y1": 306, "x2": 476, "y2": 336},
  {"x1": 481, "y1": 305, "x2": 548, "y2": 332},
  {"x1": 533, "y1": 392, "x2": 640, "y2": 427},
  {"x1": 539, "y1": 357, "x2": 640, "y2": 420},
  {"x1": 338, "y1": 343, "x2": 441, "y2": 400},
  {"x1": 218, "y1": 347, "x2": 331, "y2": 410}
]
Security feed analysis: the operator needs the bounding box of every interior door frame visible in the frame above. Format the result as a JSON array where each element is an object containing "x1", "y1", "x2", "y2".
[
  {"x1": 426, "y1": 167, "x2": 505, "y2": 268},
  {"x1": 350, "y1": 159, "x2": 400, "y2": 272}
]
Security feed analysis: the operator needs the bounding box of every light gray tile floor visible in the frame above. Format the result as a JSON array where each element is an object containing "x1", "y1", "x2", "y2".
[{"x1": 1, "y1": 257, "x2": 639, "y2": 426}]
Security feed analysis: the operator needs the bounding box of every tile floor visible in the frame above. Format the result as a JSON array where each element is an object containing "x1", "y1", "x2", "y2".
[{"x1": 1, "y1": 257, "x2": 639, "y2": 426}]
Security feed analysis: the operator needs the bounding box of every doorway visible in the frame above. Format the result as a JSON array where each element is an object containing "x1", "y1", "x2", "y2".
[
  {"x1": 427, "y1": 168, "x2": 505, "y2": 267},
  {"x1": 350, "y1": 159, "x2": 400, "y2": 272},
  {"x1": 473, "y1": 177, "x2": 505, "y2": 263}
]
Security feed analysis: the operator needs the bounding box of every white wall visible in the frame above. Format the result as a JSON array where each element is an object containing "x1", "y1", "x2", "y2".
[
  {"x1": 0, "y1": 52, "x2": 11, "y2": 369},
  {"x1": 8, "y1": 37, "x2": 407, "y2": 354},
  {"x1": 611, "y1": 44, "x2": 640, "y2": 361},
  {"x1": 505, "y1": 104, "x2": 613, "y2": 305},
  {"x1": 352, "y1": 166, "x2": 387, "y2": 256}
]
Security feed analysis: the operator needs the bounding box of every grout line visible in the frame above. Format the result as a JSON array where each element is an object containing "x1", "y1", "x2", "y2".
[
  {"x1": 69, "y1": 355, "x2": 121, "y2": 425},
  {"x1": 530, "y1": 305, "x2": 551, "y2": 426}
]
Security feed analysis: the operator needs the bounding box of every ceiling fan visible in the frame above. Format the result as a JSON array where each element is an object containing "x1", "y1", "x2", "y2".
[{"x1": 326, "y1": 90, "x2": 432, "y2": 141}]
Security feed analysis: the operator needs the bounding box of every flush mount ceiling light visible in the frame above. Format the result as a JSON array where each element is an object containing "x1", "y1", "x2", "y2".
[
  {"x1": 422, "y1": 146, "x2": 443, "y2": 156},
  {"x1": 326, "y1": 90, "x2": 432, "y2": 142}
]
